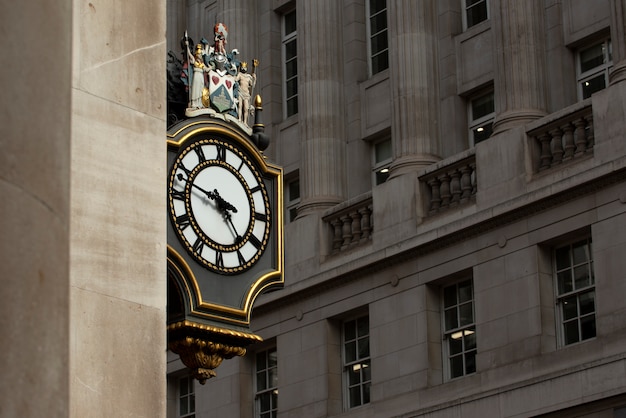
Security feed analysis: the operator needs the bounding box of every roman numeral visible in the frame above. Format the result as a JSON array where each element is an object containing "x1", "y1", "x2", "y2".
[
  {"x1": 215, "y1": 251, "x2": 224, "y2": 268},
  {"x1": 237, "y1": 250, "x2": 246, "y2": 265},
  {"x1": 176, "y1": 214, "x2": 191, "y2": 230},
  {"x1": 171, "y1": 189, "x2": 185, "y2": 200},
  {"x1": 195, "y1": 146, "x2": 206, "y2": 162},
  {"x1": 192, "y1": 237, "x2": 204, "y2": 254},
  {"x1": 249, "y1": 234, "x2": 263, "y2": 249},
  {"x1": 178, "y1": 162, "x2": 192, "y2": 175},
  {"x1": 250, "y1": 185, "x2": 262, "y2": 194},
  {"x1": 216, "y1": 144, "x2": 226, "y2": 161},
  {"x1": 254, "y1": 212, "x2": 268, "y2": 222}
]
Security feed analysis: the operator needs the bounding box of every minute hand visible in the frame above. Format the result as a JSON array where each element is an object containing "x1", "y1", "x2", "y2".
[{"x1": 176, "y1": 174, "x2": 238, "y2": 213}]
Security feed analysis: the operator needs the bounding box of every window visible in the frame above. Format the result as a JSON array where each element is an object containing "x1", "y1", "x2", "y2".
[
  {"x1": 578, "y1": 38, "x2": 612, "y2": 100},
  {"x1": 285, "y1": 176, "x2": 300, "y2": 222},
  {"x1": 343, "y1": 315, "x2": 371, "y2": 409},
  {"x1": 443, "y1": 279, "x2": 476, "y2": 379},
  {"x1": 554, "y1": 237, "x2": 596, "y2": 346},
  {"x1": 463, "y1": 0, "x2": 489, "y2": 29},
  {"x1": 177, "y1": 375, "x2": 195, "y2": 418},
  {"x1": 372, "y1": 138, "x2": 392, "y2": 185},
  {"x1": 282, "y1": 9, "x2": 298, "y2": 118},
  {"x1": 468, "y1": 90, "x2": 494, "y2": 146},
  {"x1": 366, "y1": 0, "x2": 389, "y2": 76},
  {"x1": 255, "y1": 348, "x2": 278, "y2": 418}
]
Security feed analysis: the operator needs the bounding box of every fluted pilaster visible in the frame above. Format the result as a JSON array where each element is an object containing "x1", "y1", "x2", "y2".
[
  {"x1": 297, "y1": 0, "x2": 346, "y2": 215},
  {"x1": 610, "y1": 0, "x2": 626, "y2": 85},
  {"x1": 492, "y1": 0, "x2": 548, "y2": 134},
  {"x1": 388, "y1": 0, "x2": 441, "y2": 177}
]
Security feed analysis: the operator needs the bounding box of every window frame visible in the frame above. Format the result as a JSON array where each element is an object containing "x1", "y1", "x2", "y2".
[
  {"x1": 462, "y1": 0, "x2": 489, "y2": 30},
  {"x1": 442, "y1": 278, "x2": 477, "y2": 380},
  {"x1": 371, "y1": 137, "x2": 392, "y2": 185},
  {"x1": 342, "y1": 315, "x2": 371, "y2": 410},
  {"x1": 177, "y1": 375, "x2": 196, "y2": 418},
  {"x1": 285, "y1": 173, "x2": 300, "y2": 223},
  {"x1": 553, "y1": 236, "x2": 596, "y2": 347},
  {"x1": 467, "y1": 89, "x2": 494, "y2": 147},
  {"x1": 366, "y1": 0, "x2": 389, "y2": 77},
  {"x1": 254, "y1": 346, "x2": 278, "y2": 418},
  {"x1": 577, "y1": 37, "x2": 613, "y2": 100},
  {"x1": 282, "y1": 9, "x2": 298, "y2": 119}
]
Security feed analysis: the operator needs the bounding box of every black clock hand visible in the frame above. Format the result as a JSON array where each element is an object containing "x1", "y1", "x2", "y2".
[
  {"x1": 176, "y1": 174, "x2": 238, "y2": 213},
  {"x1": 221, "y1": 210, "x2": 243, "y2": 244}
]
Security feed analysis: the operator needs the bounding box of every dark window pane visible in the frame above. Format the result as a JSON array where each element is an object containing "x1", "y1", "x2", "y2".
[
  {"x1": 574, "y1": 265, "x2": 591, "y2": 289},
  {"x1": 256, "y1": 352, "x2": 267, "y2": 369},
  {"x1": 459, "y1": 302, "x2": 474, "y2": 326},
  {"x1": 370, "y1": 11, "x2": 387, "y2": 36},
  {"x1": 579, "y1": 291, "x2": 595, "y2": 315},
  {"x1": 259, "y1": 392, "x2": 270, "y2": 412},
  {"x1": 450, "y1": 355, "x2": 464, "y2": 378},
  {"x1": 349, "y1": 386, "x2": 361, "y2": 408},
  {"x1": 465, "y1": 329, "x2": 476, "y2": 350},
  {"x1": 348, "y1": 365, "x2": 360, "y2": 385},
  {"x1": 344, "y1": 320, "x2": 356, "y2": 340},
  {"x1": 458, "y1": 280, "x2": 473, "y2": 303},
  {"x1": 362, "y1": 362, "x2": 371, "y2": 382},
  {"x1": 190, "y1": 394, "x2": 195, "y2": 412},
  {"x1": 285, "y1": 40, "x2": 297, "y2": 60},
  {"x1": 288, "y1": 180, "x2": 300, "y2": 200},
  {"x1": 375, "y1": 168, "x2": 390, "y2": 185},
  {"x1": 580, "y1": 43, "x2": 605, "y2": 73},
  {"x1": 286, "y1": 78, "x2": 298, "y2": 98},
  {"x1": 345, "y1": 341, "x2": 356, "y2": 363},
  {"x1": 357, "y1": 317, "x2": 369, "y2": 337},
  {"x1": 286, "y1": 97, "x2": 298, "y2": 117},
  {"x1": 369, "y1": 0, "x2": 386, "y2": 15},
  {"x1": 363, "y1": 382, "x2": 371, "y2": 404},
  {"x1": 285, "y1": 59, "x2": 297, "y2": 79},
  {"x1": 370, "y1": 31, "x2": 388, "y2": 56},
  {"x1": 580, "y1": 315, "x2": 596, "y2": 340},
  {"x1": 473, "y1": 122, "x2": 493, "y2": 144},
  {"x1": 471, "y1": 94, "x2": 494, "y2": 120},
  {"x1": 467, "y1": 2, "x2": 488, "y2": 28},
  {"x1": 257, "y1": 371, "x2": 267, "y2": 391},
  {"x1": 289, "y1": 207, "x2": 298, "y2": 222},
  {"x1": 555, "y1": 246, "x2": 571, "y2": 270},
  {"x1": 564, "y1": 320, "x2": 580, "y2": 345},
  {"x1": 445, "y1": 307, "x2": 458, "y2": 331},
  {"x1": 557, "y1": 270, "x2": 573, "y2": 295},
  {"x1": 444, "y1": 285, "x2": 457, "y2": 307},
  {"x1": 465, "y1": 351, "x2": 476, "y2": 374},
  {"x1": 284, "y1": 10, "x2": 296, "y2": 35},
  {"x1": 449, "y1": 335, "x2": 463, "y2": 355},
  {"x1": 582, "y1": 74, "x2": 606, "y2": 99},
  {"x1": 375, "y1": 140, "x2": 392, "y2": 163},
  {"x1": 371, "y1": 51, "x2": 389, "y2": 74},
  {"x1": 562, "y1": 296, "x2": 578, "y2": 320},
  {"x1": 358, "y1": 337, "x2": 370, "y2": 359},
  {"x1": 572, "y1": 240, "x2": 590, "y2": 264}
]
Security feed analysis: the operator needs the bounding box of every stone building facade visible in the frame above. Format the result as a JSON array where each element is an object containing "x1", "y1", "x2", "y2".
[{"x1": 167, "y1": 0, "x2": 626, "y2": 417}]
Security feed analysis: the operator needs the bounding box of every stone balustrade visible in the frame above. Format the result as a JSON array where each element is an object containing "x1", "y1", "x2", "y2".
[
  {"x1": 420, "y1": 155, "x2": 477, "y2": 215},
  {"x1": 322, "y1": 192, "x2": 373, "y2": 254},
  {"x1": 528, "y1": 104, "x2": 594, "y2": 172}
]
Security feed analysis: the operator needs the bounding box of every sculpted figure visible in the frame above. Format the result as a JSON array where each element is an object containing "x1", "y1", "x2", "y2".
[
  {"x1": 236, "y1": 60, "x2": 257, "y2": 126},
  {"x1": 186, "y1": 42, "x2": 210, "y2": 109}
]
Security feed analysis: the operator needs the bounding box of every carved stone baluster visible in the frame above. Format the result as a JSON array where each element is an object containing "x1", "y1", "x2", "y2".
[
  {"x1": 331, "y1": 218, "x2": 343, "y2": 252},
  {"x1": 427, "y1": 177, "x2": 441, "y2": 214},
  {"x1": 573, "y1": 117, "x2": 587, "y2": 157},
  {"x1": 549, "y1": 128, "x2": 563, "y2": 166},
  {"x1": 470, "y1": 162, "x2": 477, "y2": 197},
  {"x1": 449, "y1": 169, "x2": 461, "y2": 207},
  {"x1": 561, "y1": 122, "x2": 575, "y2": 161},
  {"x1": 349, "y1": 210, "x2": 362, "y2": 247},
  {"x1": 341, "y1": 214, "x2": 352, "y2": 250},
  {"x1": 359, "y1": 205, "x2": 372, "y2": 242},
  {"x1": 438, "y1": 173, "x2": 451, "y2": 210},
  {"x1": 460, "y1": 165, "x2": 472, "y2": 203},
  {"x1": 537, "y1": 132, "x2": 552, "y2": 170},
  {"x1": 584, "y1": 114, "x2": 594, "y2": 153}
]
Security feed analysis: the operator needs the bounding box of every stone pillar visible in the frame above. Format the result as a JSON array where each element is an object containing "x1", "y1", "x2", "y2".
[
  {"x1": 297, "y1": 0, "x2": 346, "y2": 215},
  {"x1": 492, "y1": 0, "x2": 548, "y2": 134},
  {"x1": 387, "y1": 0, "x2": 441, "y2": 178},
  {"x1": 217, "y1": 0, "x2": 258, "y2": 61},
  {"x1": 610, "y1": 0, "x2": 626, "y2": 85}
]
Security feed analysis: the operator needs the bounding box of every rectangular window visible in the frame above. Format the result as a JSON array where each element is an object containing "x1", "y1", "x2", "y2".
[
  {"x1": 554, "y1": 237, "x2": 596, "y2": 346},
  {"x1": 178, "y1": 375, "x2": 195, "y2": 418},
  {"x1": 282, "y1": 9, "x2": 298, "y2": 118},
  {"x1": 468, "y1": 90, "x2": 494, "y2": 146},
  {"x1": 255, "y1": 348, "x2": 278, "y2": 418},
  {"x1": 463, "y1": 0, "x2": 489, "y2": 29},
  {"x1": 578, "y1": 38, "x2": 612, "y2": 100},
  {"x1": 285, "y1": 176, "x2": 300, "y2": 223},
  {"x1": 367, "y1": 0, "x2": 389, "y2": 76},
  {"x1": 443, "y1": 279, "x2": 476, "y2": 379},
  {"x1": 372, "y1": 138, "x2": 392, "y2": 185},
  {"x1": 343, "y1": 316, "x2": 371, "y2": 409}
]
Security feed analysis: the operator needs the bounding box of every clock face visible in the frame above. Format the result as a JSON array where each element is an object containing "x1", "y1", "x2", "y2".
[{"x1": 168, "y1": 138, "x2": 271, "y2": 274}]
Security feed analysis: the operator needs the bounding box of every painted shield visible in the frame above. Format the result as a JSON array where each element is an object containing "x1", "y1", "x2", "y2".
[{"x1": 208, "y1": 71, "x2": 236, "y2": 113}]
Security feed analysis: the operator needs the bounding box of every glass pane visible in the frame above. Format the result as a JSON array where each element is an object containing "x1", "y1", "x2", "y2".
[
  {"x1": 348, "y1": 365, "x2": 361, "y2": 385},
  {"x1": 370, "y1": 31, "x2": 388, "y2": 56},
  {"x1": 272, "y1": 391, "x2": 278, "y2": 410},
  {"x1": 445, "y1": 307, "x2": 458, "y2": 331},
  {"x1": 269, "y1": 369, "x2": 278, "y2": 389},
  {"x1": 465, "y1": 351, "x2": 476, "y2": 374},
  {"x1": 450, "y1": 355, "x2": 464, "y2": 378},
  {"x1": 179, "y1": 377, "x2": 188, "y2": 395},
  {"x1": 444, "y1": 285, "x2": 457, "y2": 307},
  {"x1": 471, "y1": 93, "x2": 494, "y2": 121},
  {"x1": 363, "y1": 382, "x2": 371, "y2": 404},
  {"x1": 459, "y1": 302, "x2": 474, "y2": 326},
  {"x1": 286, "y1": 78, "x2": 298, "y2": 98},
  {"x1": 370, "y1": 0, "x2": 386, "y2": 15},
  {"x1": 449, "y1": 335, "x2": 463, "y2": 355},
  {"x1": 357, "y1": 317, "x2": 369, "y2": 337},
  {"x1": 467, "y1": 2, "x2": 488, "y2": 28},
  {"x1": 473, "y1": 122, "x2": 493, "y2": 144},
  {"x1": 579, "y1": 291, "x2": 595, "y2": 315},
  {"x1": 581, "y1": 314, "x2": 596, "y2": 340},
  {"x1": 259, "y1": 393, "x2": 270, "y2": 412},
  {"x1": 371, "y1": 52, "x2": 389, "y2": 74},
  {"x1": 572, "y1": 240, "x2": 590, "y2": 264},
  {"x1": 288, "y1": 180, "x2": 300, "y2": 200},
  {"x1": 557, "y1": 270, "x2": 573, "y2": 295},
  {"x1": 582, "y1": 74, "x2": 606, "y2": 99},
  {"x1": 344, "y1": 320, "x2": 356, "y2": 340},
  {"x1": 268, "y1": 350, "x2": 277, "y2": 368},
  {"x1": 285, "y1": 40, "x2": 297, "y2": 60},
  {"x1": 458, "y1": 280, "x2": 473, "y2": 303},
  {"x1": 349, "y1": 386, "x2": 361, "y2": 408},
  {"x1": 555, "y1": 246, "x2": 571, "y2": 270},
  {"x1": 465, "y1": 329, "x2": 476, "y2": 350},
  {"x1": 589, "y1": 261, "x2": 595, "y2": 284},
  {"x1": 289, "y1": 207, "x2": 298, "y2": 222},
  {"x1": 574, "y1": 265, "x2": 590, "y2": 289},
  {"x1": 256, "y1": 352, "x2": 267, "y2": 370},
  {"x1": 257, "y1": 371, "x2": 267, "y2": 391},
  {"x1": 285, "y1": 59, "x2": 297, "y2": 79},
  {"x1": 190, "y1": 394, "x2": 195, "y2": 413},
  {"x1": 562, "y1": 296, "x2": 578, "y2": 320},
  {"x1": 370, "y1": 11, "x2": 387, "y2": 36},
  {"x1": 580, "y1": 43, "x2": 605, "y2": 73},
  {"x1": 563, "y1": 320, "x2": 580, "y2": 345},
  {"x1": 375, "y1": 168, "x2": 390, "y2": 185},
  {"x1": 362, "y1": 362, "x2": 371, "y2": 382},
  {"x1": 180, "y1": 398, "x2": 188, "y2": 415},
  {"x1": 287, "y1": 97, "x2": 298, "y2": 116},
  {"x1": 345, "y1": 341, "x2": 356, "y2": 363},
  {"x1": 358, "y1": 337, "x2": 370, "y2": 359},
  {"x1": 284, "y1": 10, "x2": 296, "y2": 35},
  {"x1": 375, "y1": 140, "x2": 392, "y2": 163}
]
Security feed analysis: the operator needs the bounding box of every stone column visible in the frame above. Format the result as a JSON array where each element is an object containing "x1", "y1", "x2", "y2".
[
  {"x1": 491, "y1": 0, "x2": 548, "y2": 134},
  {"x1": 387, "y1": 0, "x2": 441, "y2": 178},
  {"x1": 610, "y1": 0, "x2": 626, "y2": 85},
  {"x1": 297, "y1": 0, "x2": 347, "y2": 215}
]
